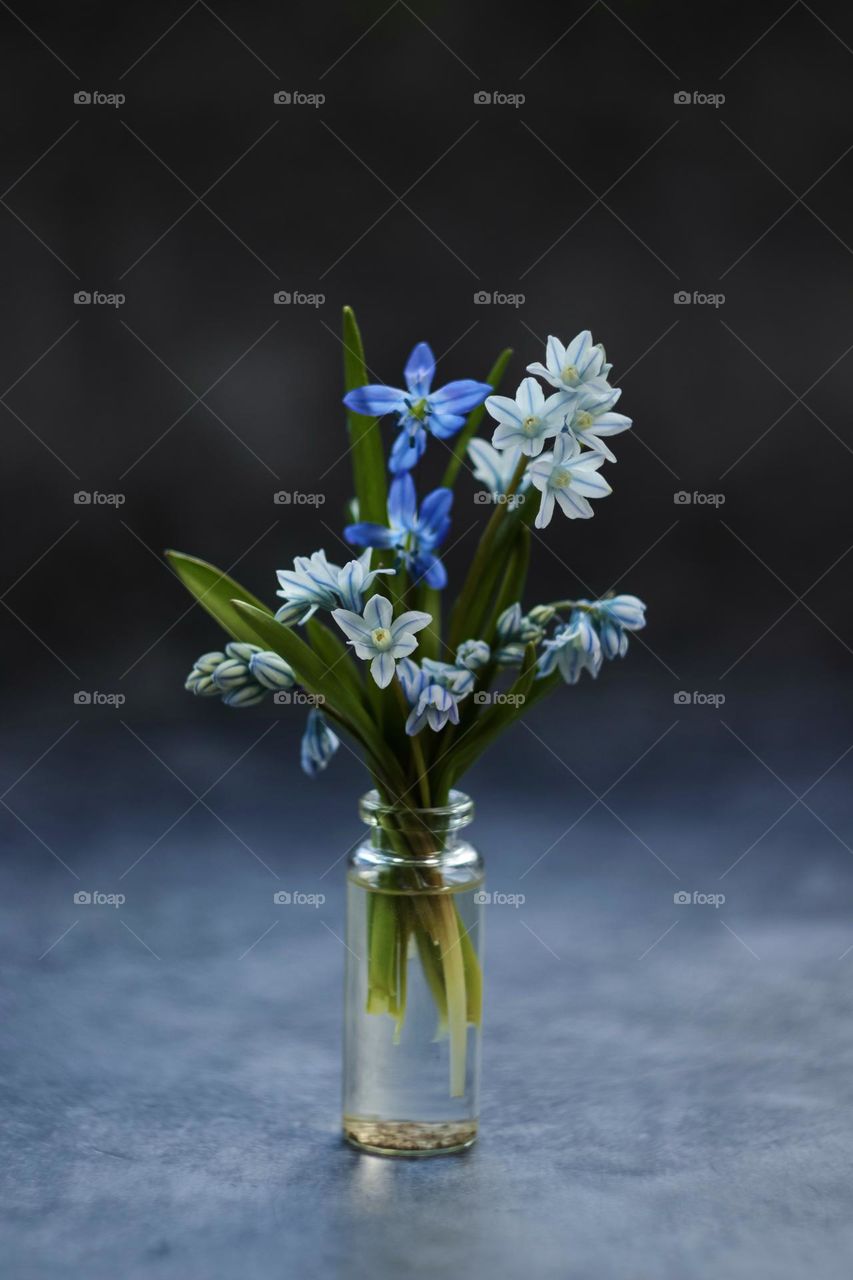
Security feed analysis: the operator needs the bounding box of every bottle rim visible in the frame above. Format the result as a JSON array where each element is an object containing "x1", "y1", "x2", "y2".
[{"x1": 359, "y1": 789, "x2": 474, "y2": 832}]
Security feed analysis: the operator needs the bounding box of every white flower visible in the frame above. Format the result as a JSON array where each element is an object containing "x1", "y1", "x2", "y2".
[
  {"x1": 527, "y1": 434, "x2": 612, "y2": 529},
  {"x1": 331, "y1": 595, "x2": 431, "y2": 688},
  {"x1": 275, "y1": 548, "x2": 393, "y2": 625},
  {"x1": 484, "y1": 377, "x2": 572, "y2": 457},
  {"x1": 564, "y1": 384, "x2": 632, "y2": 463},
  {"x1": 526, "y1": 331, "x2": 611, "y2": 392},
  {"x1": 467, "y1": 439, "x2": 530, "y2": 496}
]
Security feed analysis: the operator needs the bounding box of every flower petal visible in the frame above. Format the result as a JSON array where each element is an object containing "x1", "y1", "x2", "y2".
[
  {"x1": 331, "y1": 608, "x2": 373, "y2": 643},
  {"x1": 364, "y1": 594, "x2": 393, "y2": 631},
  {"x1": 343, "y1": 385, "x2": 406, "y2": 417},
  {"x1": 388, "y1": 472, "x2": 417, "y2": 528},
  {"x1": 344, "y1": 521, "x2": 400, "y2": 549},
  {"x1": 371, "y1": 651, "x2": 396, "y2": 688},
  {"x1": 430, "y1": 379, "x2": 491, "y2": 414},
  {"x1": 404, "y1": 342, "x2": 435, "y2": 396},
  {"x1": 390, "y1": 609, "x2": 432, "y2": 639}
]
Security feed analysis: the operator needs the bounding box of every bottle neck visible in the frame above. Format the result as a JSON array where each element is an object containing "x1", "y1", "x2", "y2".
[{"x1": 359, "y1": 790, "x2": 474, "y2": 863}]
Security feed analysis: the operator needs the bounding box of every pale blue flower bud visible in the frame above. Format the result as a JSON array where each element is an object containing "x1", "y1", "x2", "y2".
[
  {"x1": 249, "y1": 650, "x2": 296, "y2": 691},
  {"x1": 225, "y1": 642, "x2": 261, "y2": 663},
  {"x1": 223, "y1": 684, "x2": 267, "y2": 708},
  {"x1": 300, "y1": 709, "x2": 340, "y2": 776},
  {"x1": 194, "y1": 651, "x2": 226, "y2": 674},
  {"x1": 212, "y1": 658, "x2": 251, "y2": 691}
]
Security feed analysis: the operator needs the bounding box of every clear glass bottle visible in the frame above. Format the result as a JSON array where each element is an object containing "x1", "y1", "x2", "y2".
[{"x1": 343, "y1": 790, "x2": 484, "y2": 1156}]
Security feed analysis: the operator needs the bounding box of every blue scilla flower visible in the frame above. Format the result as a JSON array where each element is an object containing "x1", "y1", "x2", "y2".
[
  {"x1": 578, "y1": 595, "x2": 646, "y2": 658},
  {"x1": 343, "y1": 341, "x2": 492, "y2": 474},
  {"x1": 249, "y1": 650, "x2": 296, "y2": 690},
  {"x1": 397, "y1": 657, "x2": 472, "y2": 735},
  {"x1": 331, "y1": 594, "x2": 432, "y2": 688},
  {"x1": 467, "y1": 439, "x2": 532, "y2": 499},
  {"x1": 345, "y1": 473, "x2": 452, "y2": 590},
  {"x1": 275, "y1": 549, "x2": 393, "y2": 625},
  {"x1": 494, "y1": 603, "x2": 544, "y2": 666},
  {"x1": 538, "y1": 616, "x2": 602, "y2": 685},
  {"x1": 300, "y1": 708, "x2": 340, "y2": 777},
  {"x1": 455, "y1": 639, "x2": 490, "y2": 672}
]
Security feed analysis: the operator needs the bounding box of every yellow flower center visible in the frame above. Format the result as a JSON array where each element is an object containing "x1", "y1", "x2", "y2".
[
  {"x1": 522, "y1": 415, "x2": 539, "y2": 436},
  {"x1": 562, "y1": 364, "x2": 579, "y2": 383},
  {"x1": 371, "y1": 627, "x2": 392, "y2": 649},
  {"x1": 552, "y1": 468, "x2": 572, "y2": 489},
  {"x1": 575, "y1": 410, "x2": 594, "y2": 430}
]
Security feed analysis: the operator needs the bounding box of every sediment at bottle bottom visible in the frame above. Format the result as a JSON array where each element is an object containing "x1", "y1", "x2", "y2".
[{"x1": 343, "y1": 1117, "x2": 478, "y2": 1155}]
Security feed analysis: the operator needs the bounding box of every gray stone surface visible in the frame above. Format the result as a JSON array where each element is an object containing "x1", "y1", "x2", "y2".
[{"x1": 2, "y1": 724, "x2": 852, "y2": 1278}]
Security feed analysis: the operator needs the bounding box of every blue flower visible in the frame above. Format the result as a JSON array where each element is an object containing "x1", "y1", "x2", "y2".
[
  {"x1": 577, "y1": 595, "x2": 646, "y2": 658},
  {"x1": 343, "y1": 341, "x2": 491, "y2": 474},
  {"x1": 455, "y1": 639, "x2": 490, "y2": 671},
  {"x1": 345, "y1": 473, "x2": 452, "y2": 589},
  {"x1": 275, "y1": 549, "x2": 393, "y2": 625},
  {"x1": 332, "y1": 594, "x2": 432, "y2": 688},
  {"x1": 538, "y1": 617, "x2": 602, "y2": 684},
  {"x1": 300, "y1": 709, "x2": 340, "y2": 777},
  {"x1": 397, "y1": 657, "x2": 472, "y2": 734},
  {"x1": 467, "y1": 439, "x2": 531, "y2": 500},
  {"x1": 494, "y1": 603, "x2": 544, "y2": 666}
]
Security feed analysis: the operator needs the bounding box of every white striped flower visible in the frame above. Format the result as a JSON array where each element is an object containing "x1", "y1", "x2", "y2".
[
  {"x1": 332, "y1": 595, "x2": 432, "y2": 688},
  {"x1": 485, "y1": 377, "x2": 573, "y2": 457},
  {"x1": 527, "y1": 434, "x2": 612, "y2": 529}
]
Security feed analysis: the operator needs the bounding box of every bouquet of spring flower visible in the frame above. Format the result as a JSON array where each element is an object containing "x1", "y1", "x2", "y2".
[{"x1": 168, "y1": 308, "x2": 646, "y2": 1100}]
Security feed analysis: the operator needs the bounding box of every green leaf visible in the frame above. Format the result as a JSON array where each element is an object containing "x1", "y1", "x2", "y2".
[
  {"x1": 413, "y1": 584, "x2": 442, "y2": 662},
  {"x1": 343, "y1": 306, "x2": 387, "y2": 527},
  {"x1": 232, "y1": 601, "x2": 407, "y2": 792},
  {"x1": 305, "y1": 616, "x2": 365, "y2": 706},
  {"x1": 441, "y1": 347, "x2": 513, "y2": 489},
  {"x1": 483, "y1": 523, "x2": 530, "y2": 643},
  {"x1": 165, "y1": 551, "x2": 272, "y2": 645}
]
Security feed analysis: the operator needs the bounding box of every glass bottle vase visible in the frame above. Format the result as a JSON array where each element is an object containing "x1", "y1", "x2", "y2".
[{"x1": 342, "y1": 790, "x2": 484, "y2": 1156}]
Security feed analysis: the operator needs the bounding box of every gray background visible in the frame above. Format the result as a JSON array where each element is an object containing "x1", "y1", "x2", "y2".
[{"x1": 2, "y1": 1, "x2": 853, "y2": 1277}]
